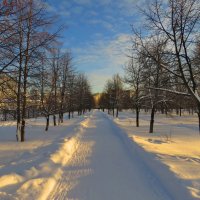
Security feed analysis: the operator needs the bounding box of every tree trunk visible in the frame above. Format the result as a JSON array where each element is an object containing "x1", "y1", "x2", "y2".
[
  {"x1": 17, "y1": 91, "x2": 21, "y2": 132},
  {"x1": 3, "y1": 110, "x2": 7, "y2": 121},
  {"x1": 116, "y1": 107, "x2": 119, "y2": 118},
  {"x1": 179, "y1": 107, "x2": 182, "y2": 117},
  {"x1": 21, "y1": 69, "x2": 28, "y2": 142},
  {"x1": 161, "y1": 105, "x2": 164, "y2": 114},
  {"x1": 61, "y1": 112, "x2": 63, "y2": 123},
  {"x1": 58, "y1": 114, "x2": 60, "y2": 125},
  {"x1": 45, "y1": 115, "x2": 49, "y2": 131},
  {"x1": 28, "y1": 109, "x2": 30, "y2": 118},
  {"x1": 197, "y1": 104, "x2": 200, "y2": 134},
  {"x1": 176, "y1": 109, "x2": 179, "y2": 115},
  {"x1": 16, "y1": 13, "x2": 23, "y2": 140},
  {"x1": 68, "y1": 111, "x2": 71, "y2": 119},
  {"x1": 20, "y1": 2, "x2": 33, "y2": 142},
  {"x1": 21, "y1": 119, "x2": 25, "y2": 142},
  {"x1": 136, "y1": 107, "x2": 139, "y2": 127},
  {"x1": 53, "y1": 115, "x2": 56, "y2": 126},
  {"x1": 165, "y1": 109, "x2": 168, "y2": 116},
  {"x1": 149, "y1": 106, "x2": 155, "y2": 133},
  {"x1": 198, "y1": 113, "x2": 200, "y2": 135},
  {"x1": 14, "y1": 111, "x2": 16, "y2": 120},
  {"x1": 59, "y1": 112, "x2": 63, "y2": 124}
]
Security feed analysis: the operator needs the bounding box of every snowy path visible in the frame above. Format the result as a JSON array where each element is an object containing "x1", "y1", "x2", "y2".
[{"x1": 48, "y1": 111, "x2": 172, "y2": 200}]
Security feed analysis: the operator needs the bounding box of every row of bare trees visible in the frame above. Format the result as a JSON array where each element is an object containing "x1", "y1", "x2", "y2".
[
  {"x1": 100, "y1": 0, "x2": 200, "y2": 133},
  {"x1": 124, "y1": 0, "x2": 200, "y2": 133},
  {"x1": 100, "y1": 65, "x2": 196, "y2": 134},
  {"x1": 116, "y1": 0, "x2": 200, "y2": 133},
  {"x1": 0, "y1": 0, "x2": 93, "y2": 141},
  {"x1": 124, "y1": 51, "x2": 196, "y2": 133},
  {"x1": 37, "y1": 49, "x2": 93, "y2": 132}
]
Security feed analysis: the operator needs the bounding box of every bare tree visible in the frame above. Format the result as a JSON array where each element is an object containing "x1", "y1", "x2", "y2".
[
  {"x1": 66, "y1": 71, "x2": 76, "y2": 119},
  {"x1": 132, "y1": 0, "x2": 200, "y2": 132},
  {"x1": 102, "y1": 74, "x2": 123, "y2": 117},
  {"x1": 124, "y1": 54, "x2": 144, "y2": 127},
  {"x1": 12, "y1": 0, "x2": 59, "y2": 141},
  {"x1": 112, "y1": 74, "x2": 123, "y2": 117},
  {"x1": 58, "y1": 51, "x2": 72, "y2": 122},
  {"x1": 75, "y1": 74, "x2": 93, "y2": 115}
]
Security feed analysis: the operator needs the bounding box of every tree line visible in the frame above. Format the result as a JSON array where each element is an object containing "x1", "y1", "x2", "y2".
[
  {"x1": 99, "y1": 0, "x2": 200, "y2": 134},
  {"x1": 0, "y1": 0, "x2": 93, "y2": 142}
]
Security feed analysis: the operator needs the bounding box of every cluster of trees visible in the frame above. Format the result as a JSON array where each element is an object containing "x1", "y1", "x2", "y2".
[
  {"x1": 124, "y1": 50, "x2": 196, "y2": 133},
  {"x1": 99, "y1": 74, "x2": 131, "y2": 118},
  {"x1": 0, "y1": 0, "x2": 93, "y2": 142},
  {"x1": 100, "y1": 0, "x2": 200, "y2": 133},
  {"x1": 37, "y1": 50, "x2": 93, "y2": 133},
  {"x1": 127, "y1": 0, "x2": 200, "y2": 133}
]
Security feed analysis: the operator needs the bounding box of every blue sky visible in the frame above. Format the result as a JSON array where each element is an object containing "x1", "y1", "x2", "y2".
[{"x1": 46, "y1": 0, "x2": 144, "y2": 93}]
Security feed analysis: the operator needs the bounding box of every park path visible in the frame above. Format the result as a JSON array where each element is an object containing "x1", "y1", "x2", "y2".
[{"x1": 48, "y1": 110, "x2": 171, "y2": 200}]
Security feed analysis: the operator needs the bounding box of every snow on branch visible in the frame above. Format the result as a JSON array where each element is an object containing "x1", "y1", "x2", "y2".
[{"x1": 147, "y1": 87, "x2": 191, "y2": 96}]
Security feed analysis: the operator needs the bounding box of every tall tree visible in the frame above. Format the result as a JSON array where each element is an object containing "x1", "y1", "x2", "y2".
[
  {"x1": 124, "y1": 55, "x2": 144, "y2": 127},
  {"x1": 13, "y1": 0, "x2": 59, "y2": 141},
  {"x1": 133, "y1": 0, "x2": 200, "y2": 132}
]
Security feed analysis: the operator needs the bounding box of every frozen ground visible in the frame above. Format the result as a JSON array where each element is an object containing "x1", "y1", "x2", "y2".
[{"x1": 0, "y1": 110, "x2": 198, "y2": 199}]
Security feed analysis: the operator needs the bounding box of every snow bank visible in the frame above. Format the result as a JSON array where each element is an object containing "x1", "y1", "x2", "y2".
[
  {"x1": 50, "y1": 137, "x2": 79, "y2": 166},
  {"x1": 0, "y1": 113, "x2": 89, "y2": 199},
  {"x1": 0, "y1": 173, "x2": 24, "y2": 188},
  {"x1": 17, "y1": 178, "x2": 56, "y2": 200}
]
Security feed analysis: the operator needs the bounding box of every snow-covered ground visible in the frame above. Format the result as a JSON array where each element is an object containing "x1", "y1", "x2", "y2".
[
  {"x1": 0, "y1": 114, "x2": 88, "y2": 200},
  {"x1": 0, "y1": 110, "x2": 199, "y2": 199},
  {"x1": 114, "y1": 110, "x2": 200, "y2": 199}
]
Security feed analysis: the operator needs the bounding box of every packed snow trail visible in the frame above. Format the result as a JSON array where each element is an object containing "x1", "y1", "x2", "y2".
[{"x1": 48, "y1": 111, "x2": 173, "y2": 200}]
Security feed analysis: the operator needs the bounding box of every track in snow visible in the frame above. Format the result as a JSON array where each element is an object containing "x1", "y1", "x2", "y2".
[{"x1": 48, "y1": 111, "x2": 172, "y2": 200}]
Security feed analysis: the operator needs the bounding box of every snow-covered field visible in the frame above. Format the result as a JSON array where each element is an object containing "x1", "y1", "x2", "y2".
[
  {"x1": 114, "y1": 111, "x2": 200, "y2": 199},
  {"x1": 0, "y1": 110, "x2": 199, "y2": 199}
]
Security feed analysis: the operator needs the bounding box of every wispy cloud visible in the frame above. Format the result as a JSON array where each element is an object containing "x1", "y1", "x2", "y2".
[
  {"x1": 73, "y1": 33, "x2": 132, "y2": 92},
  {"x1": 74, "y1": 34, "x2": 131, "y2": 66},
  {"x1": 88, "y1": 19, "x2": 114, "y2": 31},
  {"x1": 48, "y1": 0, "x2": 141, "y2": 18}
]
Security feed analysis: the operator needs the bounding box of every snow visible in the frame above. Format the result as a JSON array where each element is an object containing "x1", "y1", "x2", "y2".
[
  {"x1": 114, "y1": 111, "x2": 200, "y2": 199},
  {"x1": 53, "y1": 112, "x2": 170, "y2": 200},
  {"x1": 0, "y1": 110, "x2": 199, "y2": 199},
  {"x1": 0, "y1": 114, "x2": 86, "y2": 200},
  {"x1": 17, "y1": 178, "x2": 56, "y2": 200},
  {"x1": 0, "y1": 174, "x2": 24, "y2": 188}
]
